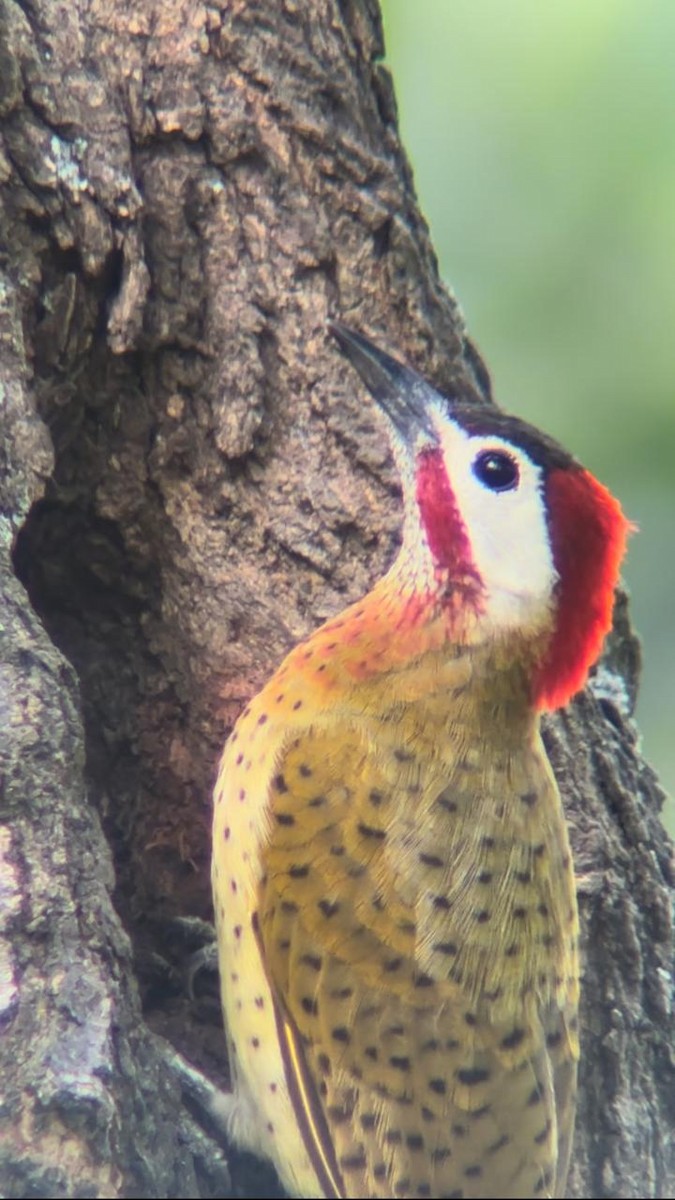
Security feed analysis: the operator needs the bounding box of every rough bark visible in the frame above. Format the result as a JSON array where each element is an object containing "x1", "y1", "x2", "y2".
[{"x1": 0, "y1": 1, "x2": 672, "y2": 1197}]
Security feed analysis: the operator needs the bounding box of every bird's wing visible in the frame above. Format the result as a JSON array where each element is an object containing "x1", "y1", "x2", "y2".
[{"x1": 257, "y1": 721, "x2": 572, "y2": 1199}]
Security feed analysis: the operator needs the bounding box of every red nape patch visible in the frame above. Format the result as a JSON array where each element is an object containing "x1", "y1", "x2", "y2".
[
  {"x1": 534, "y1": 467, "x2": 632, "y2": 711},
  {"x1": 415, "y1": 447, "x2": 482, "y2": 593}
]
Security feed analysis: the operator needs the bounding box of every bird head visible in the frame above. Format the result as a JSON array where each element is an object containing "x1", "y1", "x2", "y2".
[{"x1": 328, "y1": 322, "x2": 632, "y2": 712}]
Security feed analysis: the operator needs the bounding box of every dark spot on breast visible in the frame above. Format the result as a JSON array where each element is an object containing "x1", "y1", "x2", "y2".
[
  {"x1": 533, "y1": 843, "x2": 546, "y2": 857},
  {"x1": 318, "y1": 898, "x2": 340, "y2": 918},
  {"x1": 527, "y1": 1084, "x2": 543, "y2": 1106},
  {"x1": 475, "y1": 910, "x2": 490, "y2": 923},
  {"x1": 520, "y1": 791, "x2": 538, "y2": 808},
  {"x1": 301, "y1": 997, "x2": 318, "y2": 1015},
  {"x1": 308, "y1": 794, "x2": 326, "y2": 807},
  {"x1": 360, "y1": 1112, "x2": 376, "y2": 1130},
  {"x1": 414, "y1": 973, "x2": 434, "y2": 988},
  {"x1": 289, "y1": 864, "x2": 309, "y2": 878},
  {"x1": 501, "y1": 1028, "x2": 526, "y2": 1050},
  {"x1": 419, "y1": 852, "x2": 444, "y2": 868},
  {"x1": 464, "y1": 1012, "x2": 477, "y2": 1027},
  {"x1": 513, "y1": 906, "x2": 527, "y2": 919},
  {"x1": 383, "y1": 957, "x2": 402, "y2": 972},
  {"x1": 515, "y1": 871, "x2": 531, "y2": 884},
  {"x1": 299, "y1": 763, "x2": 312, "y2": 777},
  {"x1": 465, "y1": 1165, "x2": 482, "y2": 1179},
  {"x1": 428, "y1": 1078, "x2": 446, "y2": 1094},
  {"x1": 436, "y1": 793, "x2": 458, "y2": 813},
  {"x1": 365, "y1": 1046, "x2": 378, "y2": 1060},
  {"x1": 434, "y1": 940, "x2": 458, "y2": 956},
  {"x1": 433, "y1": 895, "x2": 451, "y2": 910},
  {"x1": 390, "y1": 1056, "x2": 411, "y2": 1072},
  {"x1": 394, "y1": 748, "x2": 414, "y2": 762},
  {"x1": 457, "y1": 1066, "x2": 490, "y2": 1086},
  {"x1": 369, "y1": 788, "x2": 384, "y2": 806},
  {"x1": 331, "y1": 1026, "x2": 350, "y2": 1043},
  {"x1": 546, "y1": 1030, "x2": 562, "y2": 1048},
  {"x1": 280, "y1": 900, "x2": 298, "y2": 914},
  {"x1": 385, "y1": 1129, "x2": 403, "y2": 1145},
  {"x1": 275, "y1": 812, "x2": 294, "y2": 826},
  {"x1": 257, "y1": 713, "x2": 268, "y2": 725},
  {"x1": 357, "y1": 822, "x2": 387, "y2": 840},
  {"x1": 431, "y1": 1148, "x2": 451, "y2": 1163},
  {"x1": 317, "y1": 1053, "x2": 331, "y2": 1075},
  {"x1": 481, "y1": 835, "x2": 495, "y2": 849}
]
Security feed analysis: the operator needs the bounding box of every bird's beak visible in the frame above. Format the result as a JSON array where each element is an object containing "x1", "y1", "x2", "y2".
[{"x1": 327, "y1": 321, "x2": 439, "y2": 445}]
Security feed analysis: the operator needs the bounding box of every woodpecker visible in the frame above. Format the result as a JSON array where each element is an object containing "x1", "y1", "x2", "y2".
[{"x1": 211, "y1": 324, "x2": 630, "y2": 1200}]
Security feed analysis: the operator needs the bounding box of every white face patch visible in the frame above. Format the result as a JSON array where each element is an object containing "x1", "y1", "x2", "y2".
[{"x1": 431, "y1": 410, "x2": 558, "y2": 634}]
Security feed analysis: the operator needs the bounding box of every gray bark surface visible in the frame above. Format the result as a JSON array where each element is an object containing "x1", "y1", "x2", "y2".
[{"x1": 0, "y1": 0, "x2": 672, "y2": 1196}]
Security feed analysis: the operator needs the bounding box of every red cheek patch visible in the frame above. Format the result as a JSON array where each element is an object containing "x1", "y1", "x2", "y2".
[{"x1": 534, "y1": 467, "x2": 632, "y2": 711}]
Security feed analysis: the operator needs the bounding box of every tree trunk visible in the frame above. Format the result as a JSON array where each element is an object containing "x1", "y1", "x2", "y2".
[{"x1": 0, "y1": 1, "x2": 672, "y2": 1196}]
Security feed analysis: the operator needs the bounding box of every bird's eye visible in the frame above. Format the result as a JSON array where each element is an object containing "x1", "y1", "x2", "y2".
[{"x1": 472, "y1": 449, "x2": 519, "y2": 492}]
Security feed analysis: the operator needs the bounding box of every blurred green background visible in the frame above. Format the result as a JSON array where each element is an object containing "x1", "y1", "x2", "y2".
[{"x1": 382, "y1": 0, "x2": 674, "y2": 829}]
